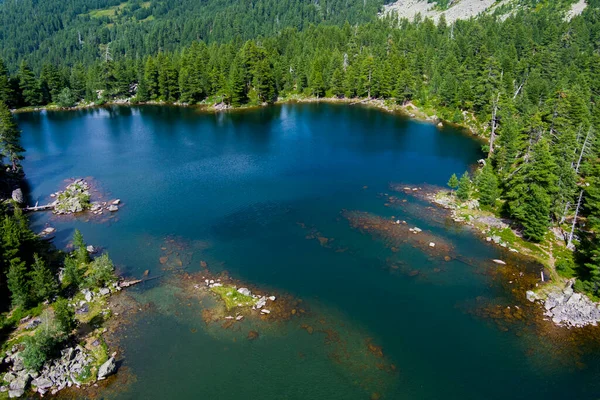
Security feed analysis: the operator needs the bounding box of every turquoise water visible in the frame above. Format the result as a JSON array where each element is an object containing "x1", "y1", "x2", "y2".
[{"x1": 16, "y1": 104, "x2": 600, "y2": 399}]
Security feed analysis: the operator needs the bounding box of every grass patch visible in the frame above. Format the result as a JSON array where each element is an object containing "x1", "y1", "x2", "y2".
[{"x1": 210, "y1": 285, "x2": 257, "y2": 310}]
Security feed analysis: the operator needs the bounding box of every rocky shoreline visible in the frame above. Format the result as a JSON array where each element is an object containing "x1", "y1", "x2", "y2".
[
  {"x1": 396, "y1": 183, "x2": 600, "y2": 329},
  {"x1": 528, "y1": 281, "x2": 600, "y2": 328}
]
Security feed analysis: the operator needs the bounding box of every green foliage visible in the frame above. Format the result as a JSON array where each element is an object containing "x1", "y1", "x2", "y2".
[
  {"x1": 0, "y1": 101, "x2": 24, "y2": 170},
  {"x1": 85, "y1": 253, "x2": 117, "y2": 289},
  {"x1": 56, "y1": 87, "x2": 77, "y2": 108},
  {"x1": 477, "y1": 163, "x2": 499, "y2": 207},
  {"x1": 447, "y1": 173, "x2": 459, "y2": 191},
  {"x1": 456, "y1": 172, "x2": 471, "y2": 201},
  {"x1": 6, "y1": 257, "x2": 31, "y2": 308},
  {"x1": 30, "y1": 254, "x2": 58, "y2": 303},
  {"x1": 53, "y1": 297, "x2": 76, "y2": 335}
]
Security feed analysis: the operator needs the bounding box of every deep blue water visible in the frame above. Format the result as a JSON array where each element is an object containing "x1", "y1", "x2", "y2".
[{"x1": 16, "y1": 104, "x2": 600, "y2": 400}]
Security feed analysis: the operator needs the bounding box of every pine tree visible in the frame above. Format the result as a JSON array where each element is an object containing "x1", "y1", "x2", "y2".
[
  {"x1": 447, "y1": 173, "x2": 459, "y2": 193},
  {"x1": 72, "y1": 229, "x2": 89, "y2": 266},
  {"x1": 7, "y1": 257, "x2": 30, "y2": 308},
  {"x1": 456, "y1": 172, "x2": 471, "y2": 201},
  {"x1": 506, "y1": 138, "x2": 557, "y2": 242},
  {"x1": 0, "y1": 59, "x2": 12, "y2": 106},
  {"x1": 30, "y1": 254, "x2": 57, "y2": 303},
  {"x1": 70, "y1": 63, "x2": 86, "y2": 101},
  {"x1": 18, "y1": 61, "x2": 42, "y2": 106},
  {"x1": 477, "y1": 163, "x2": 499, "y2": 207},
  {"x1": 228, "y1": 55, "x2": 247, "y2": 106},
  {"x1": 0, "y1": 101, "x2": 25, "y2": 171},
  {"x1": 54, "y1": 297, "x2": 76, "y2": 334}
]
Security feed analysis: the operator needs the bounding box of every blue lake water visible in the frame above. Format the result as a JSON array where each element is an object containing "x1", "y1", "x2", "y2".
[{"x1": 16, "y1": 104, "x2": 600, "y2": 399}]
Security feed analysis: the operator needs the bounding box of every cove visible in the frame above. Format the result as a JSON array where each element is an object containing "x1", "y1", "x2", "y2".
[{"x1": 16, "y1": 104, "x2": 600, "y2": 400}]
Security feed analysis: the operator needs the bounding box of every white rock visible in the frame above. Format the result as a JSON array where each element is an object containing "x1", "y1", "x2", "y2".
[
  {"x1": 429, "y1": 242, "x2": 435, "y2": 248},
  {"x1": 492, "y1": 259, "x2": 506, "y2": 265},
  {"x1": 268, "y1": 296, "x2": 276, "y2": 301},
  {"x1": 261, "y1": 309, "x2": 271, "y2": 314},
  {"x1": 237, "y1": 288, "x2": 252, "y2": 296}
]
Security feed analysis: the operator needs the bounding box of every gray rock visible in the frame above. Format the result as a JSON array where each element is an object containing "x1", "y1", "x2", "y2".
[
  {"x1": 31, "y1": 377, "x2": 52, "y2": 390},
  {"x1": 25, "y1": 318, "x2": 41, "y2": 330},
  {"x1": 4, "y1": 372, "x2": 16, "y2": 382},
  {"x1": 11, "y1": 189, "x2": 23, "y2": 204},
  {"x1": 8, "y1": 389, "x2": 24, "y2": 398},
  {"x1": 97, "y1": 357, "x2": 116, "y2": 379},
  {"x1": 107, "y1": 205, "x2": 119, "y2": 212},
  {"x1": 99, "y1": 287, "x2": 110, "y2": 296},
  {"x1": 0, "y1": 386, "x2": 6, "y2": 392},
  {"x1": 11, "y1": 356, "x2": 24, "y2": 372},
  {"x1": 9, "y1": 373, "x2": 30, "y2": 391},
  {"x1": 237, "y1": 288, "x2": 252, "y2": 296}
]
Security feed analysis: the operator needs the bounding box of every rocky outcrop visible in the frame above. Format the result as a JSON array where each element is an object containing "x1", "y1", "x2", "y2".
[
  {"x1": 528, "y1": 281, "x2": 600, "y2": 328},
  {"x1": 97, "y1": 357, "x2": 116, "y2": 379},
  {"x1": 53, "y1": 179, "x2": 91, "y2": 214}
]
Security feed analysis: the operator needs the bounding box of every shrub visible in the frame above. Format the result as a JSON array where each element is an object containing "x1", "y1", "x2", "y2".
[
  {"x1": 85, "y1": 253, "x2": 117, "y2": 289},
  {"x1": 54, "y1": 298, "x2": 76, "y2": 335}
]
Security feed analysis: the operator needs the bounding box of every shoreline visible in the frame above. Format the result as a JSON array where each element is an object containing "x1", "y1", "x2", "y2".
[
  {"x1": 394, "y1": 183, "x2": 600, "y2": 328},
  {"x1": 11, "y1": 96, "x2": 487, "y2": 139}
]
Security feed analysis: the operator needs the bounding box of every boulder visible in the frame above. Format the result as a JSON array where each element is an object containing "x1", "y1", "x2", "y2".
[
  {"x1": 99, "y1": 287, "x2": 110, "y2": 296},
  {"x1": 11, "y1": 189, "x2": 23, "y2": 204},
  {"x1": 86, "y1": 245, "x2": 96, "y2": 254},
  {"x1": 108, "y1": 205, "x2": 119, "y2": 212},
  {"x1": 97, "y1": 357, "x2": 116, "y2": 379},
  {"x1": 237, "y1": 288, "x2": 252, "y2": 297},
  {"x1": 8, "y1": 389, "x2": 24, "y2": 398},
  {"x1": 4, "y1": 372, "x2": 16, "y2": 383},
  {"x1": 31, "y1": 377, "x2": 53, "y2": 390}
]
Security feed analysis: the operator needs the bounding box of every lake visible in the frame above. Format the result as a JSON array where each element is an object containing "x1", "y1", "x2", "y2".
[{"x1": 16, "y1": 104, "x2": 600, "y2": 399}]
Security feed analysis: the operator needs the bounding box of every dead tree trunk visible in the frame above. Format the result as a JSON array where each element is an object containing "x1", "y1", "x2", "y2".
[
  {"x1": 488, "y1": 92, "x2": 500, "y2": 156},
  {"x1": 567, "y1": 190, "x2": 584, "y2": 249},
  {"x1": 576, "y1": 126, "x2": 594, "y2": 174}
]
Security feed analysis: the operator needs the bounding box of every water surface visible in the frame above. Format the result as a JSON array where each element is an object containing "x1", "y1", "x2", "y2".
[{"x1": 17, "y1": 104, "x2": 600, "y2": 400}]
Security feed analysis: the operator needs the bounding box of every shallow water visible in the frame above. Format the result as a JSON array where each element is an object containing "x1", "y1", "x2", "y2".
[{"x1": 17, "y1": 104, "x2": 600, "y2": 399}]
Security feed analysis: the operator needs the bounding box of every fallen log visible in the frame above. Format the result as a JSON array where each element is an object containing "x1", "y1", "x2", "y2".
[{"x1": 24, "y1": 203, "x2": 55, "y2": 212}]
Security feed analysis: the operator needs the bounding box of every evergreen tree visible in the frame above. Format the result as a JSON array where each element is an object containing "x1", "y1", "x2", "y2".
[
  {"x1": 18, "y1": 61, "x2": 42, "y2": 106},
  {"x1": 477, "y1": 163, "x2": 499, "y2": 207},
  {"x1": 0, "y1": 101, "x2": 25, "y2": 171},
  {"x1": 53, "y1": 298, "x2": 76, "y2": 334},
  {"x1": 0, "y1": 59, "x2": 12, "y2": 106},
  {"x1": 456, "y1": 172, "x2": 471, "y2": 201},
  {"x1": 447, "y1": 173, "x2": 459, "y2": 193},
  {"x1": 6, "y1": 257, "x2": 30, "y2": 308},
  {"x1": 30, "y1": 254, "x2": 58, "y2": 303}
]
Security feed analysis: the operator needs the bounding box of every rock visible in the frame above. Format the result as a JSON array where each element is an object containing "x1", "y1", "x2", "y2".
[
  {"x1": 261, "y1": 309, "x2": 271, "y2": 314},
  {"x1": 437, "y1": 122, "x2": 443, "y2": 128},
  {"x1": 108, "y1": 205, "x2": 119, "y2": 212},
  {"x1": 492, "y1": 259, "x2": 506, "y2": 265},
  {"x1": 11, "y1": 356, "x2": 24, "y2": 372},
  {"x1": 83, "y1": 290, "x2": 93, "y2": 302},
  {"x1": 31, "y1": 377, "x2": 52, "y2": 390},
  {"x1": 235, "y1": 315, "x2": 244, "y2": 321},
  {"x1": 255, "y1": 296, "x2": 267, "y2": 309},
  {"x1": 75, "y1": 303, "x2": 89, "y2": 315},
  {"x1": 526, "y1": 290, "x2": 539, "y2": 302},
  {"x1": 25, "y1": 318, "x2": 41, "y2": 330},
  {"x1": 99, "y1": 287, "x2": 110, "y2": 296},
  {"x1": 8, "y1": 389, "x2": 24, "y2": 398},
  {"x1": 86, "y1": 245, "x2": 96, "y2": 254},
  {"x1": 112, "y1": 199, "x2": 121, "y2": 205},
  {"x1": 11, "y1": 189, "x2": 23, "y2": 204},
  {"x1": 43, "y1": 227, "x2": 56, "y2": 234},
  {"x1": 268, "y1": 296, "x2": 276, "y2": 301},
  {"x1": 4, "y1": 373, "x2": 16, "y2": 383},
  {"x1": 9, "y1": 372, "x2": 30, "y2": 392},
  {"x1": 237, "y1": 288, "x2": 252, "y2": 296},
  {"x1": 429, "y1": 242, "x2": 435, "y2": 248},
  {"x1": 0, "y1": 386, "x2": 6, "y2": 392},
  {"x1": 97, "y1": 357, "x2": 117, "y2": 380}
]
